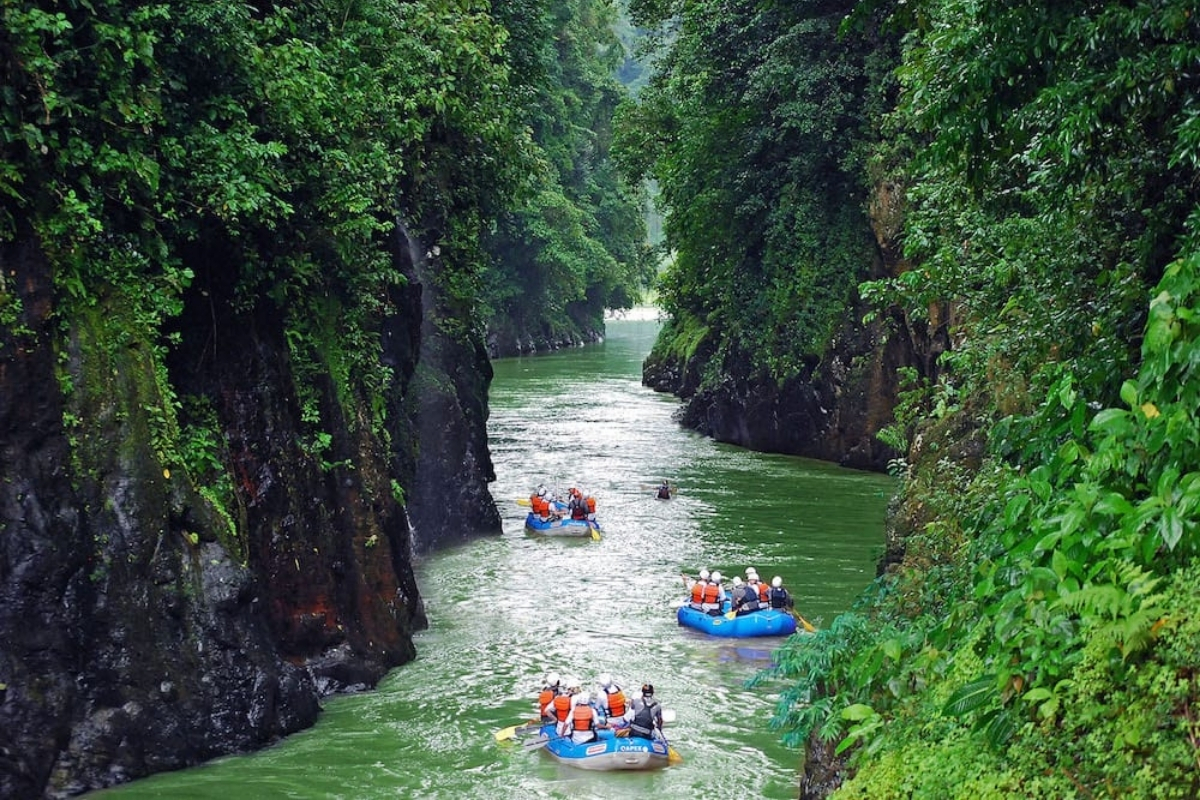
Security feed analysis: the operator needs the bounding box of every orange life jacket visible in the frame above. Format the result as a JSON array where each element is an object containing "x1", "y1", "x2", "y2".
[
  {"x1": 532, "y1": 496, "x2": 550, "y2": 516},
  {"x1": 690, "y1": 582, "x2": 705, "y2": 603},
  {"x1": 585, "y1": 496, "x2": 596, "y2": 513},
  {"x1": 539, "y1": 687, "x2": 556, "y2": 710},
  {"x1": 553, "y1": 694, "x2": 572, "y2": 722},
  {"x1": 757, "y1": 582, "x2": 770, "y2": 602},
  {"x1": 572, "y1": 704, "x2": 596, "y2": 732},
  {"x1": 604, "y1": 688, "x2": 626, "y2": 718},
  {"x1": 702, "y1": 582, "x2": 720, "y2": 604}
]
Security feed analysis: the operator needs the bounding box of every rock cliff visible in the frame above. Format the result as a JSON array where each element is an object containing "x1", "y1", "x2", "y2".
[
  {"x1": 643, "y1": 180, "x2": 948, "y2": 473},
  {"x1": 0, "y1": 218, "x2": 497, "y2": 796}
]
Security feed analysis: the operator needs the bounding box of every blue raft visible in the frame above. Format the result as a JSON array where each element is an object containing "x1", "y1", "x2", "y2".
[
  {"x1": 676, "y1": 604, "x2": 798, "y2": 638},
  {"x1": 532, "y1": 723, "x2": 669, "y2": 771},
  {"x1": 524, "y1": 513, "x2": 602, "y2": 538}
]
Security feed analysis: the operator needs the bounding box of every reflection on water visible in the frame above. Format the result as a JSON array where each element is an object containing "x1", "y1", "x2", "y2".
[{"x1": 100, "y1": 317, "x2": 893, "y2": 800}]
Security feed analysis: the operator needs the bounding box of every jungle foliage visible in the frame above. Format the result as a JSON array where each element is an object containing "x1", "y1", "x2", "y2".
[
  {"x1": 617, "y1": 0, "x2": 897, "y2": 385},
  {"x1": 2, "y1": 1, "x2": 649, "y2": 527},
  {"x1": 480, "y1": 0, "x2": 655, "y2": 348},
  {"x1": 625, "y1": 0, "x2": 1200, "y2": 796}
]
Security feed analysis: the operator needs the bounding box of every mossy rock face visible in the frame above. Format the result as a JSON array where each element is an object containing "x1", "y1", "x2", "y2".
[
  {"x1": 485, "y1": 312, "x2": 604, "y2": 358},
  {"x1": 0, "y1": 233, "x2": 454, "y2": 796},
  {"x1": 646, "y1": 302, "x2": 912, "y2": 471}
]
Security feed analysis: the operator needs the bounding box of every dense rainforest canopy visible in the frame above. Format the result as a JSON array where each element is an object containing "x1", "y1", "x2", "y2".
[
  {"x1": 5, "y1": 0, "x2": 1200, "y2": 795},
  {"x1": 620, "y1": 0, "x2": 1200, "y2": 796},
  {"x1": 0, "y1": 1, "x2": 651, "y2": 794},
  {"x1": 0, "y1": 0, "x2": 649, "y2": 538},
  {"x1": 481, "y1": 0, "x2": 656, "y2": 354}
]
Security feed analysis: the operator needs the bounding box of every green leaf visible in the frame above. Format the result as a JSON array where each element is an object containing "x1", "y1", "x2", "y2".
[
  {"x1": 1119, "y1": 380, "x2": 1139, "y2": 407},
  {"x1": 1089, "y1": 408, "x2": 1130, "y2": 434},
  {"x1": 840, "y1": 703, "x2": 878, "y2": 722},
  {"x1": 1003, "y1": 495, "x2": 1031, "y2": 528},
  {"x1": 942, "y1": 676, "x2": 997, "y2": 718},
  {"x1": 1022, "y1": 687, "x2": 1053, "y2": 703},
  {"x1": 1051, "y1": 548, "x2": 1075, "y2": 581}
]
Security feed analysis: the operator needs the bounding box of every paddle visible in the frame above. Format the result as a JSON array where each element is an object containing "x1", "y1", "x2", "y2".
[
  {"x1": 517, "y1": 497, "x2": 531, "y2": 507},
  {"x1": 664, "y1": 731, "x2": 683, "y2": 765},
  {"x1": 791, "y1": 609, "x2": 817, "y2": 633},
  {"x1": 494, "y1": 719, "x2": 543, "y2": 742},
  {"x1": 523, "y1": 733, "x2": 565, "y2": 751},
  {"x1": 589, "y1": 522, "x2": 601, "y2": 541}
]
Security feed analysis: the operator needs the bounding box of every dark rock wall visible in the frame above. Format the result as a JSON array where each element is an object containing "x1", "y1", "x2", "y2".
[
  {"x1": 643, "y1": 181, "x2": 949, "y2": 473},
  {"x1": 648, "y1": 306, "x2": 908, "y2": 471},
  {"x1": 397, "y1": 229, "x2": 503, "y2": 553},
  {"x1": 0, "y1": 214, "x2": 495, "y2": 795},
  {"x1": 485, "y1": 310, "x2": 603, "y2": 359}
]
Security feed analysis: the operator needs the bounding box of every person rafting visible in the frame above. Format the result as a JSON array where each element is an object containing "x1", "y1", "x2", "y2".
[
  {"x1": 530, "y1": 486, "x2": 553, "y2": 521},
  {"x1": 731, "y1": 576, "x2": 762, "y2": 614},
  {"x1": 569, "y1": 690, "x2": 602, "y2": 744},
  {"x1": 747, "y1": 567, "x2": 770, "y2": 605},
  {"x1": 552, "y1": 677, "x2": 581, "y2": 734},
  {"x1": 628, "y1": 684, "x2": 664, "y2": 740},
  {"x1": 685, "y1": 569, "x2": 709, "y2": 610},
  {"x1": 701, "y1": 571, "x2": 726, "y2": 615},
  {"x1": 538, "y1": 672, "x2": 563, "y2": 722},
  {"x1": 595, "y1": 673, "x2": 628, "y2": 729},
  {"x1": 656, "y1": 480, "x2": 672, "y2": 499},
  {"x1": 769, "y1": 576, "x2": 795, "y2": 610},
  {"x1": 567, "y1": 488, "x2": 588, "y2": 520}
]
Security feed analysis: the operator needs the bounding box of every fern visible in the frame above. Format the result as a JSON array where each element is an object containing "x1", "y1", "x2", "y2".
[{"x1": 1056, "y1": 561, "x2": 1164, "y2": 659}]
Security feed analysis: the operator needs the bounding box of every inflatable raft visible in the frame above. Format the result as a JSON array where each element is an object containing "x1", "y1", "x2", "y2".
[
  {"x1": 524, "y1": 513, "x2": 602, "y2": 538},
  {"x1": 530, "y1": 723, "x2": 669, "y2": 770},
  {"x1": 676, "y1": 604, "x2": 797, "y2": 638}
]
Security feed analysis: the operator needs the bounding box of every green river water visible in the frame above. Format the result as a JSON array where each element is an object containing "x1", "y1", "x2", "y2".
[{"x1": 100, "y1": 315, "x2": 894, "y2": 799}]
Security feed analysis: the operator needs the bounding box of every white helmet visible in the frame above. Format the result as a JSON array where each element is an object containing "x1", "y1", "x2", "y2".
[
  {"x1": 537, "y1": 486, "x2": 547, "y2": 497},
  {"x1": 732, "y1": 576, "x2": 743, "y2": 587},
  {"x1": 576, "y1": 690, "x2": 591, "y2": 705},
  {"x1": 745, "y1": 567, "x2": 758, "y2": 577},
  {"x1": 711, "y1": 571, "x2": 722, "y2": 583},
  {"x1": 598, "y1": 673, "x2": 612, "y2": 688},
  {"x1": 566, "y1": 676, "x2": 581, "y2": 691},
  {"x1": 698, "y1": 569, "x2": 710, "y2": 580},
  {"x1": 772, "y1": 576, "x2": 783, "y2": 588},
  {"x1": 546, "y1": 672, "x2": 561, "y2": 687}
]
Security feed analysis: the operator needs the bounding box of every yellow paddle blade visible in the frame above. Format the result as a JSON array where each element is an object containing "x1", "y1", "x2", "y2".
[
  {"x1": 591, "y1": 528, "x2": 601, "y2": 541},
  {"x1": 668, "y1": 746, "x2": 684, "y2": 764},
  {"x1": 516, "y1": 498, "x2": 531, "y2": 507},
  {"x1": 724, "y1": 610, "x2": 737, "y2": 620},
  {"x1": 791, "y1": 610, "x2": 817, "y2": 632},
  {"x1": 494, "y1": 719, "x2": 541, "y2": 741}
]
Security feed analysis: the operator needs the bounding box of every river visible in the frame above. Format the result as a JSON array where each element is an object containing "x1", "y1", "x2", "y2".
[{"x1": 100, "y1": 314, "x2": 893, "y2": 799}]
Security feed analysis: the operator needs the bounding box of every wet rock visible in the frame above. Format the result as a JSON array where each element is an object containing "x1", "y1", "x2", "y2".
[{"x1": 2, "y1": 227, "x2": 433, "y2": 796}]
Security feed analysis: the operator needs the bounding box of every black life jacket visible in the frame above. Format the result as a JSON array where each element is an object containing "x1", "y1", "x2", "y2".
[
  {"x1": 769, "y1": 586, "x2": 790, "y2": 609},
  {"x1": 630, "y1": 698, "x2": 659, "y2": 737}
]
